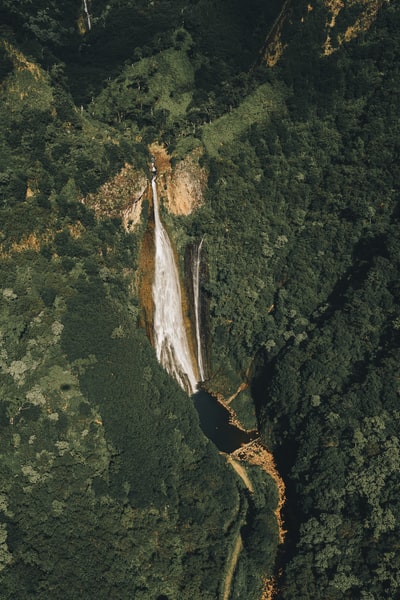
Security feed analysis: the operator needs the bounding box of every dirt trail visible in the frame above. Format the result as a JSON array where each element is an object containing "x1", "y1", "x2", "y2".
[
  {"x1": 226, "y1": 455, "x2": 254, "y2": 493},
  {"x1": 220, "y1": 456, "x2": 253, "y2": 600},
  {"x1": 222, "y1": 533, "x2": 243, "y2": 600},
  {"x1": 214, "y1": 385, "x2": 257, "y2": 436}
]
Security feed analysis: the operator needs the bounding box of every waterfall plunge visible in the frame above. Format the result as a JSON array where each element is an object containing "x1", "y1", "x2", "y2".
[
  {"x1": 152, "y1": 177, "x2": 198, "y2": 395},
  {"x1": 193, "y1": 238, "x2": 205, "y2": 382}
]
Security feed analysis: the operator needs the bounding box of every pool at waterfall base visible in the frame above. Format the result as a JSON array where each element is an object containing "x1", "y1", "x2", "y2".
[{"x1": 192, "y1": 390, "x2": 258, "y2": 453}]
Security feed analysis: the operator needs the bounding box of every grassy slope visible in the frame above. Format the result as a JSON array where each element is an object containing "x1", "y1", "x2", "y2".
[{"x1": 201, "y1": 82, "x2": 285, "y2": 157}]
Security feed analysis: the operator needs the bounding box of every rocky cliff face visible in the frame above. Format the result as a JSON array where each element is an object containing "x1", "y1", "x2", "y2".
[
  {"x1": 83, "y1": 143, "x2": 207, "y2": 230},
  {"x1": 149, "y1": 143, "x2": 207, "y2": 216},
  {"x1": 81, "y1": 142, "x2": 207, "y2": 350},
  {"x1": 83, "y1": 163, "x2": 148, "y2": 231}
]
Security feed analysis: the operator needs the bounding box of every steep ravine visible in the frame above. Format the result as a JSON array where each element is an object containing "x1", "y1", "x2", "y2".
[
  {"x1": 142, "y1": 149, "x2": 285, "y2": 599},
  {"x1": 84, "y1": 144, "x2": 286, "y2": 598}
]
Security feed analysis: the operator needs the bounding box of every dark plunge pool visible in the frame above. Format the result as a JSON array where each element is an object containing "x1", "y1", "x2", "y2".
[{"x1": 193, "y1": 390, "x2": 257, "y2": 453}]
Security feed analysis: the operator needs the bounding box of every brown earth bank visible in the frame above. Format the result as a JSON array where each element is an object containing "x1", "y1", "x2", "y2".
[
  {"x1": 262, "y1": 0, "x2": 291, "y2": 67},
  {"x1": 149, "y1": 142, "x2": 207, "y2": 216},
  {"x1": 217, "y1": 387, "x2": 258, "y2": 436},
  {"x1": 260, "y1": 575, "x2": 280, "y2": 600},
  {"x1": 232, "y1": 440, "x2": 286, "y2": 600},
  {"x1": 203, "y1": 381, "x2": 258, "y2": 435},
  {"x1": 233, "y1": 439, "x2": 286, "y2": 545},
  {"x1": 323, "y1": 0, "x2": 385, "y2": 55},
  {"x1": 0, "y1": 232, "x2": 48, "y2": 257}
]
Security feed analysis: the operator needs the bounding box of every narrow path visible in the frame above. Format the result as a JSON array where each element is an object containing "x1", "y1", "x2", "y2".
[
  {"x1": 222, "y1": 533, "x2": 243, "y2": 600},
  {"x1": 227, "y1": 455, "x2": 254, "y2": 493},
  {"x1": 220, "y1": 456, "x2": 254, "y2": 600},
  {"x1": 225, "y1": 382, "x2": 248, "y2": 405}
]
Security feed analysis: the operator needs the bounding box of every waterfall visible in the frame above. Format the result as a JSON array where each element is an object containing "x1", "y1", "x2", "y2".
[
  {"x1": 151, "y1": 177, "x2": 198, "y2": 395},
  {"x1": 83, "y1": 0, "x2": 92, "y2": 30},
  {"x1": 193, "y1": 237, "x2": 205, "y2": 382}
]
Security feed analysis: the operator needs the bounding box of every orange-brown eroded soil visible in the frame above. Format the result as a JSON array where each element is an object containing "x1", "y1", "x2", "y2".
[
  {"x1": 233, "y1": 440, "x2": 286, "y2": 545},
  {"x1": 149, "y1": 142, "x2": 207, "y2": 216},
  {"x1": 231, "y1": 439, "x2": 286, "y2": 600},
  {"x1": 323, "y1": 0, "x2": 385, "y2": 55},
  {"x1": 263, "y1": 0, "x2": 385, "y2": 64},
  {"x1": 0, "y1": 231, "x2": 53, "y2": 258}
]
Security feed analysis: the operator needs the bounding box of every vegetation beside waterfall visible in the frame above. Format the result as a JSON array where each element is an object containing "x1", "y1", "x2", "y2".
[{"x1": 1, "y1": 0, "x2": 400, "y2": 599}]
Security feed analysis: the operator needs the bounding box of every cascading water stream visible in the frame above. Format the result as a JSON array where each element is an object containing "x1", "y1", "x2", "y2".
[
  {"x1": 151, "y1": 177, "x2": 198, "y2": 395},
  {"x1": 193, "y1": 237, "x2": 205, "y2": 382}
]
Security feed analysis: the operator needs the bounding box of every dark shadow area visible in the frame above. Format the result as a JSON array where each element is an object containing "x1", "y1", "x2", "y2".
[
  {"x1": 312, "y1": 233, "x2": 389, "y2": 328},
  {"x1": 250, "y1": 350, "x2": 303, "y2": 577}
]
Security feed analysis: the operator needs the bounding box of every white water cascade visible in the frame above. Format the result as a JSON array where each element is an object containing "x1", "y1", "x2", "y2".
[
  {"x1": 193, "y1": 237, "x2": 205, "y2": 382},
  {"x1": 151, "y1": 177, "x2": 198, "y2": 395}
]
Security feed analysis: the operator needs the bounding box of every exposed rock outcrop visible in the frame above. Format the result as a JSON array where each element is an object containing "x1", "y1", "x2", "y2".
[
  {"x1": 82, "y1": 141, "x2": 207, "y2": 231},
  {"x1": 323, "y1": 0, "x2": 386, "y2": 55},
  {"x1": 83, "y1": 163, "x2": 148, "y2": 231},
  {"x1": 149, "y1": 143, "x2": 207, "y2": 215}
]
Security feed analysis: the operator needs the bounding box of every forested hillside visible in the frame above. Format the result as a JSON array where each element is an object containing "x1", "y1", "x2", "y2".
[
  {"x1": 0, "y1": 0, "x2": 399, "y2": 598},
  {"x1": 258, "y1": 4, "x2": 400, "y2": 598},
  {"x1": 0, "y1": 1, "x2": 282, "y2": 598}
]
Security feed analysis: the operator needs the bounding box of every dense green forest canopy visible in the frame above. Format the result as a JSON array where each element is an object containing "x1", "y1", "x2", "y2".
[{"x1": 0, "y1": 0, "x2": 399, "y2": 598}]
